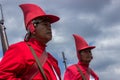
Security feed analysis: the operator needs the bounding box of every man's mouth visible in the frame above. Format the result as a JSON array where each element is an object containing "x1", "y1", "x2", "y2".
[{"x1": 46, "y1": 32, "x2": 52, "y2": 35}]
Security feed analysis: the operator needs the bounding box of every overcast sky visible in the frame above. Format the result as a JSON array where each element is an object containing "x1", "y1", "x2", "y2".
[{"x1": 0, "y1": 0, "x2": 120, "y2": 80}]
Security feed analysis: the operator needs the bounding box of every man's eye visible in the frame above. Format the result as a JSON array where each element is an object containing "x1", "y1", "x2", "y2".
[
  {"x1": 42, "y1": 22, "x2": 51, "y2": 26},
  {"x1": 43, "y1": 23, "x2": 48, "y2": 25}
]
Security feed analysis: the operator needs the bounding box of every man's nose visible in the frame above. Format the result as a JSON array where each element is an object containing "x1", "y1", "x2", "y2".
[{"x1": 46, "y1": 24, "x2": 51, "y2": 29}]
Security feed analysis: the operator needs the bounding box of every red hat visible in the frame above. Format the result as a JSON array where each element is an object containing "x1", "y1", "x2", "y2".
[
  {"x1": 73, "y1": 34, "x2": 95, "y2": 53},
  {"x1": 19, "y1": 3, "x2": 60, "y2": 32}
]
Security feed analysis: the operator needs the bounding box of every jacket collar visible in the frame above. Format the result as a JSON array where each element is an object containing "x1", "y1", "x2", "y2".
[{"x1": 26, "y1": 38, "x2": 46, "y2": 51}]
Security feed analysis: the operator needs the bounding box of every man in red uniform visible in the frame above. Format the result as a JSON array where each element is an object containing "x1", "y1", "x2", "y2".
[
  {"x1": 64, "y1": 34, "x2": 99, "y2": 80},
  {"x1": 0, "y1": 3, "x2": 61, "y2": 80}
]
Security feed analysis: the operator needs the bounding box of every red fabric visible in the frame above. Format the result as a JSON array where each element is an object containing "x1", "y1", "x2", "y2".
[
  {"x1": 27, "y1": 21, "x2": 35, "y2": 33},
  {"x1": 64, "y1": 62, "x2": 99, "y2": 80},
  {"x1": 73, "y1": 34, "x2": 95, "y2": 52},
  {"x1": 19, "y1": 3, "x2": 60, "y2": 31},
  {"x1": 0, "y1": 38, "x2": 61, "y2": 80}
]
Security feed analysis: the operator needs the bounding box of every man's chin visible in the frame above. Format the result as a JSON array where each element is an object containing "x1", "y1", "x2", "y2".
[{"x1": 85, "y1": 60, "x2": 91, "y2": 64}]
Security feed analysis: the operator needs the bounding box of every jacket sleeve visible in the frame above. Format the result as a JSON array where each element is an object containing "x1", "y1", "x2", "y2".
[{"x1": 0, "y1": 44, "x2": 26, "y2": 80}]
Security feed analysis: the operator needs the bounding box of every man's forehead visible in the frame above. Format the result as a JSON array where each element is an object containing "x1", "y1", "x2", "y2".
[
  {"x1": 35, "y1": 16, "x2": 50, "y2": 21},
  {"x1": 79, "y1": 48, "x2": 91, "y2": 52},
  {"x1": 32, "y1": 16, "x2": 50, "y2": 24}
]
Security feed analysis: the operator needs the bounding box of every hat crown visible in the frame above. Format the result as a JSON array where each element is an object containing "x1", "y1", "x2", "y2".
[
  {"x1": 19, "y1": 3, "x2": 46, "y2": 28},
  {"x1": 73, "y1": 34, "x2": 95, "y2": 52},
  {"x1": 73, "y1": 34, "x2": 89, "y2": 51}
]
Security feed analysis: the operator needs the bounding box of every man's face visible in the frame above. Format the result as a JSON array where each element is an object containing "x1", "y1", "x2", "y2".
[
  {"x1": 79, "y1": 49, "x2": 93, "y2": 64},
  {"x1": 33, "y1": 18, "x2": 52, "y2": 44}
]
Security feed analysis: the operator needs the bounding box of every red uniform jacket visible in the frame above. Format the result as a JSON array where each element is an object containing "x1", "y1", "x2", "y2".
[
  {"x1": 0, "y1": 38, "x2": 61, "y2": 80},
  {"x1": 64, "y1": 62, "x2": 99, "y2": 80}
]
